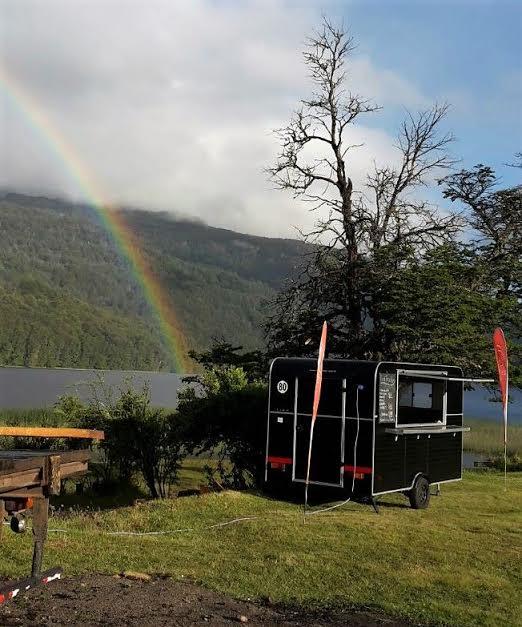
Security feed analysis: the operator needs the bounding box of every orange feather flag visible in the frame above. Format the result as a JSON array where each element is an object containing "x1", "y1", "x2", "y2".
[{"x1": 492, "y1": 327, "x2": 509, "y2": 486}]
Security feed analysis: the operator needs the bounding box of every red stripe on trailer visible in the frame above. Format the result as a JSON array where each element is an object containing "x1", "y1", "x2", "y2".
[
  {"x1": 343, "y1": 465, "x2": 372, "y2": 474},
  {"x1": 267, "y1": 456, "x2": 292, "y2": 465}
]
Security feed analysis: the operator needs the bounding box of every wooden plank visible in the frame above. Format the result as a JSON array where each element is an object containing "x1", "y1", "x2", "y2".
[
  {"x1": 0, "y1": 427, "x2": 104, "y2": 440},
  {"x1": 0, "y1": 450, "x2": 91, "y2": 460},
  {"x1": 0, "y1": 450, "x2": 91, "y2": 475},
  {"x1": 0, "y1": 461, "x2": 87, "y2": 493},
  {"x1": 56, "y1": 449, "x2": 91, "y2": 464},
  {"x1": 0, "y1": 486, "x2": 44, "y2": 499},
  {"x1": 0, "y1": 469, "x2": 41, "y2": 491},
  {"x1": 60, "y1": 460, "x2": 88, "y2": 478},
  {"x1": 0, "y1": 456, "x2": 47, "y2": 475}
]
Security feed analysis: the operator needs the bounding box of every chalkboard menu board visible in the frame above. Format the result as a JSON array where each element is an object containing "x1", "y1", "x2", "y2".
[{"x1": 378, "y1": 372, "x2": 397, "y2": 423}]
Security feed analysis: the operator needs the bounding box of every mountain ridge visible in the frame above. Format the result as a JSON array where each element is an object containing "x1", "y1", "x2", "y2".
[{"x1": 0, "y1": 191, "x2": 307, "y2": 370}]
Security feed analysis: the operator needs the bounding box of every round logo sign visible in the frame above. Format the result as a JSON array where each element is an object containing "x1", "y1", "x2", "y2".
[{"x1": 277, "y1": 380, "x2": 288, "y2": 394}]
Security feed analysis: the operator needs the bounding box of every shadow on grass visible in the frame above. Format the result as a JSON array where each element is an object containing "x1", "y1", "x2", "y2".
[
  {"x1": 373, "y1": 499, "x2": 410, "y2": 510},
  {"x1": 252, "y1": 487, "x2": 414, "y2": 512},
  {"x1": 51, "y1": 480, "x2": 149, "y2": 512}
]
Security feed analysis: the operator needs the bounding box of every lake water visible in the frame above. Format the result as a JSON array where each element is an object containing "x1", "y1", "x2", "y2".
[
  {"x1": 463, "y1": 386, "x2": 521, "y2": 424},
  {"x1": 0, "y1": 366, "x2": 185, "y2": 409},
  {"x1": 0, "y1": 366, "x2": 519, "y2": 424},
  {"x1": 462, "y1": 451, "x2": 489, "y2": 469}
]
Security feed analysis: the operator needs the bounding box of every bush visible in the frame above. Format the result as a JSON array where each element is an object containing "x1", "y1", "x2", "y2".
[
  {"x1": 490, "y1": 454, "x2": 522, "y2": 472},
  {"x1": 54, "y1": 384, "x2": 186, "y2": 498},
  {"x1": 108, "y1": 389, "x2": 185, "y2": 498},
  {"x1": 178, "y1": 366, "x2": 268, "y2": 489}
]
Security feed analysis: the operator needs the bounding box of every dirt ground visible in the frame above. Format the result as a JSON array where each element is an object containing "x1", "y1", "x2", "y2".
[{"x1": 0, "y1": 574, "x2": 414, "y2": 626}]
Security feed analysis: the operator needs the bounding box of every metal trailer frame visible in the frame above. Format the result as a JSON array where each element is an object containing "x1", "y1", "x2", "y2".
[
  {"x1": 0, "y1": 447, "x2": 94, "y2": 604},
  {"x1": 265, "y1": 358, "x2": 480, "y2": 508}
]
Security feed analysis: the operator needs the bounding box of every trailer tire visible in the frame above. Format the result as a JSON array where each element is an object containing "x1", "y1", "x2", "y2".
[{"x1": 408, "y1": 475, "x2": 430, "y2": 509}]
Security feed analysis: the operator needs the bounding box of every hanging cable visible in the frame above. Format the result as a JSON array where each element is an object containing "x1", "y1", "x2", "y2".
[{"x1": 305, "y1": 384, "x2": 362, "y2": 516}]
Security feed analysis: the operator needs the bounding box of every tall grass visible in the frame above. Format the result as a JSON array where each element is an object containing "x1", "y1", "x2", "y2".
[
  {"x1": 0, "y1": 407, "x2": 63, "y2": 425},
  {"x1": 465, "y1": 419, "x2": 522, "y2": 455}
]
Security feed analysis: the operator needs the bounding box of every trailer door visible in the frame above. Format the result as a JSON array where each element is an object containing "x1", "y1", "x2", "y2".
[{"x1": 293, "y1": 377, "x2": 345, "y2": 487}]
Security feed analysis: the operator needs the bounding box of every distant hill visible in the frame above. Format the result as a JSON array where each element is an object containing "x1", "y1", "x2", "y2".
[{"x1": 0, "y1": 192, "x2": 307, "y2": 370}]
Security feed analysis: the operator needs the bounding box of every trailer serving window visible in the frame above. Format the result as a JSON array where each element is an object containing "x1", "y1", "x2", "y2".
[{"x1": 396, "y1": 371, "x2": 447, "y2": 427}]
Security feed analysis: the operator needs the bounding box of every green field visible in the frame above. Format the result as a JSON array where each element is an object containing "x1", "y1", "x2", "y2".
[{"x1": 1, "y1": 471, "x2": 520, "y2": 626}]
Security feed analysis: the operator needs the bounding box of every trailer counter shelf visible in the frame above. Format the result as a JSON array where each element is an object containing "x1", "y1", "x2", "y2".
[{"x1": 264, "y1": 359, "x2": 487, "y2": 510}]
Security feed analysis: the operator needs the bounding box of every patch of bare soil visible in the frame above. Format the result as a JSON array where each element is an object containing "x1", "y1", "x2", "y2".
[{"x1": 0, "y1": 574, "x2": 414, "y2": 626}]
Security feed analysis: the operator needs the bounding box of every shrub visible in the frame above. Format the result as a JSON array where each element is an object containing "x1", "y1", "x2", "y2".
[
  {"x1": 490, "y1": 454, "x2": 522, "y2": 472},
  {"x1": 54, "y1": 384, "x2": 186, "y2": 498},
  {"x1": 108, "y1": 389, "x2": 185, "y2": 498},
  {"x1": 178, "y1": 366, "x2": 268, "y2": 489}
]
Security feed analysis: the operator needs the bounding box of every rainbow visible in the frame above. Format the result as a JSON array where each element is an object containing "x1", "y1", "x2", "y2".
[{"x1": 0, "y1": 66, "x2": 189, "y2": 372}]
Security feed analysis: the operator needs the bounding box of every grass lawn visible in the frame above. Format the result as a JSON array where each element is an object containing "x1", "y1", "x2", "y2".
[{"x1": 1, "y1": 470, "x2": 520, "y2": 627}]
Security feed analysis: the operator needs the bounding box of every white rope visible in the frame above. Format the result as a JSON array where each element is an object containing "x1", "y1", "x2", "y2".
[
  {"x1": 105, "y1": 516, "x2": 258, "y2": 536},
  {"x1": 41, "y1": 516, "x2": 258, "y2": 537}
]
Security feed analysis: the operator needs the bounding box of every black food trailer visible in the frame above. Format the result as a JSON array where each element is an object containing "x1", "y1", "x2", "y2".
[{"x1": 265, "y1": 358, "x2": 474, "y2": 510}]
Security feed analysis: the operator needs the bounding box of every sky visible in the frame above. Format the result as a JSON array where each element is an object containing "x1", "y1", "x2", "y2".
[{"x1": 1, "y1": 0, "x2": 521, "y2": 238}]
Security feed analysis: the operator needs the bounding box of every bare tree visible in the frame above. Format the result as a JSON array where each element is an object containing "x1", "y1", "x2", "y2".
[
  {"x1": 266, "y1": 19, "x2": 463, "y2": 357},
  {"x1": 269, "y1": 20, "x2": 460, "y2": 256}
]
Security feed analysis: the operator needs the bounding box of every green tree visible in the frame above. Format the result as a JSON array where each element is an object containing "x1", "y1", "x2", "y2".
[
  {"x1": 267, "y1": 20, "x2": 460, "y2": 360},
  {"x1": 266, "y1": 20, "x2": 521, "y2": 385},
  {"x1": 187, "y1": 340, "x2": 268, "y2": 382},
  {"x1": 178, "y1": 349, "x2": 267, "y2": 489}
]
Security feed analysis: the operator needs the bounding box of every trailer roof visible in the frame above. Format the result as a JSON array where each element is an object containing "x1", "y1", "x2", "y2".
[{"x1": 270, "y1": 357, "x2": 461, "y2": 371}]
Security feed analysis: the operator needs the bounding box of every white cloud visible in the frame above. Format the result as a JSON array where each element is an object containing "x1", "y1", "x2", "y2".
[
  {"x1": 350, "y1": 56, "x2": 429, "y2": 109},
  {"x1": 0, "y1": 0, "x2": 429, "y2": 237}
]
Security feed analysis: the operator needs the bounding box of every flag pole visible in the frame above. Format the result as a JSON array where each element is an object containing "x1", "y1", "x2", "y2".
[
  {"x1": 504, "y1": 410, "x2": 507, "y2": 491},
  {"x1": 304, "y1": 321, "x2": 328, "y2": 522},
  {"x1": 504, "y1": 368, "x2": 508, "y2": 491},
  {"x1": 303, "y1": 421, "x2": 315, "y2": 522}
]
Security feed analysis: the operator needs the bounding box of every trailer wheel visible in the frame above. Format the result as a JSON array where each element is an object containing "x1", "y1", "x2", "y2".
[{"x1": 408, "y1": 475, "x2": 430, "y2": 509}]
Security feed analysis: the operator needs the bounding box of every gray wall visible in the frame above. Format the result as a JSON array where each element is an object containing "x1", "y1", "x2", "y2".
[{"x1": 0, "y1": 367, "x2": 186, "y2": 409}]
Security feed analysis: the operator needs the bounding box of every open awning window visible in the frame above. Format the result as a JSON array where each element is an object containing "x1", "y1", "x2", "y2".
[{"x1": 396, "y1": 371, "x2": 447, "y2": 428}]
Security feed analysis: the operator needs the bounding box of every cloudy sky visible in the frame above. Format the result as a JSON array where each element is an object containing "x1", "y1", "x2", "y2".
[{"x1": 1, "y1": 0, "x2": 520, "y2": 237}]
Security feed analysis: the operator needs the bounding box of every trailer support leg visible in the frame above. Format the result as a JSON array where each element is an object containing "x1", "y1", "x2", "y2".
[
  {"x1": 370, "y1": 497, "x2": 380, "y2": 514},
  {"x1": 0, "y1": 500, "x2": 5, "y2": 541},
  {"x1": 31, "y1": 497, "x2": 49, "y2": 577}
]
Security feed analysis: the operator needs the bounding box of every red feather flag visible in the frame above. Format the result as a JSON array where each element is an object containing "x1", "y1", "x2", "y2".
[
  {"x1": 492, "y1": 327, "x2": 509, "y2": 484},
  {"x1": 304, "y1": 321, "x2": 328, "y2": 516}
]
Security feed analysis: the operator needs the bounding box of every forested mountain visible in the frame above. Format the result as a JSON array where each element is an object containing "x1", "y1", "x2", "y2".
[{"x1": 0, "y1": 192, "x2": 307, "y2": 371}]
